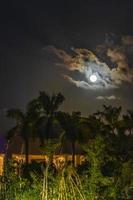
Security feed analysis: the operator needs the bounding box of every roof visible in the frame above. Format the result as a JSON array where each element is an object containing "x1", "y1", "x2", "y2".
[{"x1": 7, "y1": 135, "x2": 84, "y2": 156}]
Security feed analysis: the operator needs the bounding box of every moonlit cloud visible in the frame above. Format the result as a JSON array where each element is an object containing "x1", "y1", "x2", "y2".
[
  {"x1": 122, "y1": 36, "x2": 133, "y2": 46},
  {"x1": 64, "y1": 75, "x2": 116, "y2": 90},
  {"x1": 96, "y1": 95, "x2": 120, "y2": 100},
  {"x1": 45, "y1": 35, "x2": 133, "y2": 91},
  {"x1": 96, "y1": 96, "x2": 105, "y2": 100}
]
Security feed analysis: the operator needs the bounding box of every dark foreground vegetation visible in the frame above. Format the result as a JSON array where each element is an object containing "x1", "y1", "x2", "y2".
[{"x1": 0, "y1": 91, "x2": 133, "y2": 199}]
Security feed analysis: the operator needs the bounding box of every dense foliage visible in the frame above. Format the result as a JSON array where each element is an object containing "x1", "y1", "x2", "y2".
[{"x1": 1, "y1": 91, "x2": 133, "y2": 200}]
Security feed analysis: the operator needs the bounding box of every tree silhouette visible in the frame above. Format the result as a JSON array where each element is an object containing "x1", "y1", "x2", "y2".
[
  {"x1": 57, "y1": 111, "x2": 85, "y2": 166},
  {"x1": 6, "y1": 102, "x2": 39, "y2": 165},
  {"x1": 35, "y1": 91, "x2": 65, "y2": 144}
]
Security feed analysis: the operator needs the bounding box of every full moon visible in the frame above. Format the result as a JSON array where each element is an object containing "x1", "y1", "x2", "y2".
[{"x1": 90, "y1": 74, "x2": 97, "y2": 82}]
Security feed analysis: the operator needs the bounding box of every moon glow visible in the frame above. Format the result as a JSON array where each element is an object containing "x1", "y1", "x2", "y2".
[{"x1": 90, "y1": 74, "x2": 97, "y2": 82}]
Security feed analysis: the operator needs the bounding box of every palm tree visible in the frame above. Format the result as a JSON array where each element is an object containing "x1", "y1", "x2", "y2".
[
  {"x1": 57, "y1": 111, "x2": 84, "y2": 166},
  {"x1": 7, "y1": 102, "x2": 39, "y2": 165},
  {"x1": 31, "y1": 91, "x2": 65, "y2": 198},
  {"x1": 35, "y1": 91, "x2": 65, "y2": 145}
]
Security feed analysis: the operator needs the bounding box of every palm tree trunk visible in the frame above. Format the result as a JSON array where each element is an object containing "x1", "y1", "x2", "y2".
[
  {"x1": 24, "y1": 138, "x2": 29, "y2": 165},
  {"x1": 72, "y1": 142, "x2": 76, "y2": 166}
]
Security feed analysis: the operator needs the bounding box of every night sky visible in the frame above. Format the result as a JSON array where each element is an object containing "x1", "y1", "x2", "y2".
[{"x1": 0, "y1": 0, "x2": 133, "y2": 134}]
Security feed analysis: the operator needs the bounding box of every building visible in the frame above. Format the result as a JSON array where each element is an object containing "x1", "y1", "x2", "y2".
[
  {"x1": 0, "y1": 135, "x2": 86, "y2": 174},
  {"x1": 0, "y1": 154, "x2": 4, "y2": 175},
  {"x1": 5, "y1": 136, "x2": 85, "y2": 169},
  {"x1": 0, "y1": 136, "x2": 6, "y2": 175}
]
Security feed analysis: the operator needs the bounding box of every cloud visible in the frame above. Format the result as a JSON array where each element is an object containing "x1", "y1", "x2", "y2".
[
  {"x1": 122, "y1": 36, "x2": 133, "y2": 46},
  {"x1": 107, "y1": 47, "x2": 128, "y2": 70},
  {"x1": 96, "y1": 96, "x2": 105, "y2": 100},
  {"x1": 107, "y1": 95, "x2": 120, "y2": 100},
  {"x1": 64, "y1": 75, "x2": 91, "y2": 89},
  {"x1": 64, "y1": 75, "x2": 116, "y2": 90},
  {"x1": 45, "y1": 46, "x2": 85, "y2": 72},
  {"x1": 45, "y1": 35, "x2": 133, "y2": 91},
  {"x1": 96, "y1": 95, "x2": 120, "y2": 100}
]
